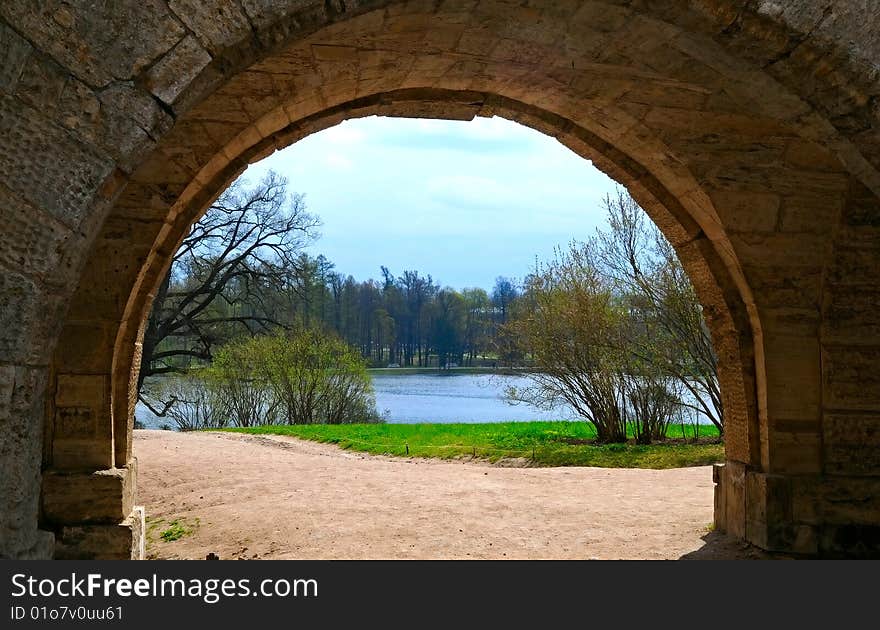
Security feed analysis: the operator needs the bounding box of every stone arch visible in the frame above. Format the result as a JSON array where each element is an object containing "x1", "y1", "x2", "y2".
[{"x1": 1, "y1": 0, "x2": 878, "y2": 558}]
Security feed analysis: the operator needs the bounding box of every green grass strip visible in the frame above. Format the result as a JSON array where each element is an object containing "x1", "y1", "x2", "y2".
[{"x1": 216, "y1": 421, "x2": 722, "y2": 469}]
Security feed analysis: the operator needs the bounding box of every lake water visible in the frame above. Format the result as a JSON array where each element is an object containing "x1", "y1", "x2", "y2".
[
  {"x1": 135, "y1": 373, "x2": 575, "y2": 429},
  {"x1": 136, "y1": 372, "x2": 715, "y2": 429},
  {"x1": 370, "y1": 373, "x2": 576, "y2": 423}
]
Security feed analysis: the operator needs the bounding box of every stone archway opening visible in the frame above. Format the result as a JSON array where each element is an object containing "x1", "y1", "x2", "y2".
[
  {"x1": 3, "y1": 1, "x2": 878, "y2": 559},
  {"x1": 130, "y1": 110, "x2": 734, "y2": 560},
  {"x1": 47, "y1": 90, "x2": 763, "y2": 559}
]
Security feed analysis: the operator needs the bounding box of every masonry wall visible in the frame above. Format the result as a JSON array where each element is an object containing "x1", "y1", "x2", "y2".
[{"x1": 1, "y1": 0, "x2": 878, "y2": 558}]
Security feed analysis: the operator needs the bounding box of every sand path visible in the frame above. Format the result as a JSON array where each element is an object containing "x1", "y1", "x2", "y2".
[{"x1": 135, "y1": 429, "x2": 761, "y2": 560}]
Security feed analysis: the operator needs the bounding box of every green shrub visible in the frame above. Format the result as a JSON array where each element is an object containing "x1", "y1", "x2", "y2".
[{"x1": 207, "y1": 329, "x2": 382, "y2": 426}]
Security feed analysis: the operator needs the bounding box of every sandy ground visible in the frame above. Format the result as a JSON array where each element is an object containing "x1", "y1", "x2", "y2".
[{"x1": 135, "y1": 429, "x2": 766, "y2": 560}]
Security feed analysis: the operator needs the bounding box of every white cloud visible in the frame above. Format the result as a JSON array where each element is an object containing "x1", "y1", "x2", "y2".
[{"x1": 240, "y1": 115, "x2": 620, "y2": 288}]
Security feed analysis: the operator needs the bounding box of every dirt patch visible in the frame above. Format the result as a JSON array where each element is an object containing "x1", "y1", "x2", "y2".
[{"x1": 134, "y1": 429, "x2": 761, "y2": 560}]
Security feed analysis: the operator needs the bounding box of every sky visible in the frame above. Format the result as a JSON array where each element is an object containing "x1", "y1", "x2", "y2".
[{"x1": 242, "y1": 115, "x2": 620, "y2": 291}]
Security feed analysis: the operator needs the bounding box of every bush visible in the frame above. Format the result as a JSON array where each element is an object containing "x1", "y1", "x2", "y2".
[
  {"x1": 143, "y1": 329, "x2": 382, "y2": 429},
  {"x1": 146, "y1": 373, "x2": 226, "y2": 431},
  {"x1": 207, "y1": 337, "x2": 279, "y2": 428},
  {"x1": 206, "y1": 329, "x2": 382, "y2": 426},
  {"x1": 623, "y1": 371, "x2": 682, "y2": 444},
  {"x1": 259, "y1": 330, "x2": 382, "y2": 425}
]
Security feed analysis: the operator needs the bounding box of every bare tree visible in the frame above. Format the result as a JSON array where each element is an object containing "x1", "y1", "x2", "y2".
[
  {"x1": 138, "y1": 171, "x2": 320, "y2": 408},
  {"x1": 594, "y1": 189, "x2": 723, "y2": 432},
  {"x1": 503, "y1": 250, "x2": 631, "y2": 442}
]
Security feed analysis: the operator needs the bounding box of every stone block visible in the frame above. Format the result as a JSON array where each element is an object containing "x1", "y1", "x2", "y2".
[
  {"x1": 0, "y1": 0, "x2": 185, "y2": 87},
  {"x1": 779, "y1": 193, "x2": 844, "y2": 233},
  {"x1": 743, "y1": 471, "x2": 818, "y2": 552},
  {"x1": 823, "y1": 413, "x2": 880, "y2": 476},
  {"x1": 52, "y1": 439, "x2": 114, "y2": 471},
  {"x1": 758, "y1": 307, "x2": 820, "y2": 338},
  {"x1": 54, "y1": 375, "x2": 104, "y2": 445},
  {"x1": 0, "y1": 93, "x2": 115, "y2": 230},
  {"x1": 167, "y1": 0, "x2": 252, "y2": 54},
  {"x1": 763, "y1": 334, "x2": 821, "y2": 421},
  {"x1": 0, "y1": 186, "x2": 76, "y2": 284},
  {"x1": 0, "y1": 272, "x2": 41, "y2": 365},
  {"x1": 712, "y1": 463, "x2": 726, "y2": 532},
  {"x1": 145, "y1": 35, "x2": 212, "y2": 105},
  {"x1": 52, "y1": 374, "x2": 113, "y2": 470},
  {"x1": 42, "y1": 461, "x2": 136, "y2": 524},
  {"x1": 0, "y1": 21, "x2": 32, "y2": 92},
  {"x1": 778, "y1": 524, "x2": 819, "y2": 555},
  {"x1": 820, "y1": 476, "x2": 880, "y2": 526},
  {"x1": 823, "y1": 344, "x2": 880, "y2": 411},
  {"x1": 722, "y1": 461, "x2": 747, "y2": 539},
  {"x1": 767, "y1": 427, "x2": 822, "y2": 475},
  {"x1": 784, "y1": 139, "x2": 843, "y2": 171},
  {"x1": 93, "y1": 82, "x2": 174, "y2": 172},
  {"x1": 0, "y1": 366, "x2": 48, "y2": 559},
  {"x1": 823, "y1": 285, "x2": 880, "y2": 341},
  {"x1": 15, "y1": 51, "x2": 67, "y2": 114},
  {"x1": 790, "y1": 476, "x2": 820, "y2": 525},
  {"x1": 55, "y1": 506, "x2": 144, "y2": 560},
  {"x1": 742, "y1": 265, "x2": 822, "y2": 310},
  {"x1": 745, "y1": 472, "x2": 769, "y2": 548},
  {"x1": 254, "y1": 106, "x2": 291, "y2": 138},
  {"x1": 731, "y1": 232, "x2": 832, "y2": 270},
  {"x1": 708, "y1": 189, "x2": 780, "y2": 233},
  {"x1": 240, "y1": 0, "x2": 326, "y2": 32},
  {"x1": 52, "y1": 323, "x2": 116, "y2": 373},
  {"x1": 17, "y1": 530, "x2": 56, "y2": 560}
]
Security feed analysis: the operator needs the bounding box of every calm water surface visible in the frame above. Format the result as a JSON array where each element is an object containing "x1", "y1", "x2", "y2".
[
  {"x1": 370, "y1": 373, "x2": 575, "y2": 423},
  {"x1": 137, "y1": 372, "x2": 715, "y2": 429},
  {"x1": 136, "y1": 373, "x2": 574, "y2": 429}
]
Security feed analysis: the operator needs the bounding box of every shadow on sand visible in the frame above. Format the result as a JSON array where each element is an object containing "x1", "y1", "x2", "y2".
[{"x1": 678, "y1": 531, "x2": 785, "y2": 560}]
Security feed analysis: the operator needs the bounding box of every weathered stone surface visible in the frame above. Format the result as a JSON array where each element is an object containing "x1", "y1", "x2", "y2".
[
  {"x1": 709, "y1": 189, "x2": 780, "y2": 233},
  {"x1": 55, "y1": 506, "x2": 144, "y2": 560},
  {"x1": 0, "y1": 272, "x2": 40, "y2": 363},
  {"x1": 1, "y1": 0, "x2": 880, "y2": 559},
  {"x1": 92, "y1": 83, "x2": 174, "y2": 172},
  {"x1": 744, "y1": 471, "x2": 818, "y2": 554},
  {"x1": 241, "y1": 0, "x2": 304, "y2": 29},
  {"x1": 14, "y1": 52, "x2": 67, "y2": 114},
  {"x1": 168, "y1": 0, "x2": 253, "y2": 55},
  {"x1": 52, "y1": 374, "x2": 113, "y2": 471},
  {"x1": 0, "y1": 94, "x2": 114, "y2": 229},
  {"x1": 145, "y1": 35, "x2": 213, "y2": 106},
  {"x1": 0, "y1": 366, "x2": 49, "y2": 559},
  {"x1": 712, "y1": 462, "x2": 726, "y2": 532},
  {"x1": 0, "y1": 21, "x2": 31, "y2": 92},
  {"x1": 0, "y1": 185, "x2": 75, "y2": 284},
  {"x1": 824, "y1": 414, "x2": 880, "y2": 476},
  {"x1": 823, "y1": 345, "x2": 880, "y2": 411},
  {"x1": 715, "y1": 460, "x2": 747, "y2": 540},
  {"x1": 0, "y1": 1, "x2": 186, "y2": 87},
  {"x1": 42, "y1": 462, "x2": 135, "y2": 524}
]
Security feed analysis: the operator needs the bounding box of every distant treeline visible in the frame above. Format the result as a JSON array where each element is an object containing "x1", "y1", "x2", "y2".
[
  {"x1": 139, "y1": 171, "x2": 522, "y2": 395},
  {"x1": 139, "y1": 171, "x2": 722, "y2": 437},
  {"x1": 264, "y1": 261, "x2": 521, "y2": 369}
]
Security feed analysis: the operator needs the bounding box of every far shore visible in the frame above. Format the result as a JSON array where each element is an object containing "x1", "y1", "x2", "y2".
[{"x1": 367, "y1": 366, "x2": 539, "y2": 375}]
